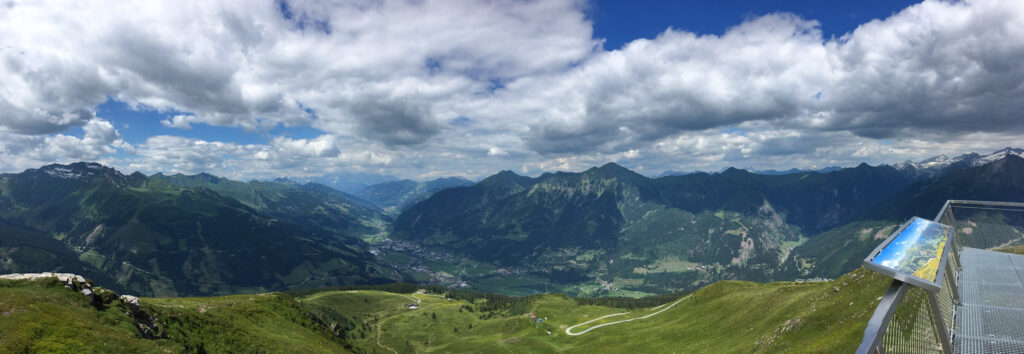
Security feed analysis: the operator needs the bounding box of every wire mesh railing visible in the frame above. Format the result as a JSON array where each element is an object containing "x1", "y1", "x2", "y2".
[
  {"x1": 873, "y1": 241, "x2": 959, "y2": 353},
  {"x1": 859, "y1": 200, "x2": 1024, "y2": 354},
  {"x1": 881, "y1": 284, "x2": 944, "y2": 353},
  {"x1": 948, "y1": 201, "x2": 1024, "y2": 255}
]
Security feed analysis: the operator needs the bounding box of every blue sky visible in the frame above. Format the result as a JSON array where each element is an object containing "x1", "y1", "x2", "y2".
[
  {"x1": 95, "y1": 100, "x2": 322, "y2": 147},
  {"x1": 590, "y1": 0, "x2": 923, "y2": 49},
  {"x1": 1, "y1": 0, "x2": 1022, "y2": 180}
]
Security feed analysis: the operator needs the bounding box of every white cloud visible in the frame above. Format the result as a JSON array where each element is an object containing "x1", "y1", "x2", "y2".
[
  {"x1": 160, "y1": 115, "x2": 196, "y2": 130},
  {"x1": 487, "y1": 147, "x2": 509, "y2": 157},
  {"x1": 1, "y1": 0, "x2": 1023, "y2": 179},
  {"x1": 0, "y1": 118, "x2": 130, "y2": 172},
  {"x1": 271, "y1": 135, "x2": 338, "y2": 158}
]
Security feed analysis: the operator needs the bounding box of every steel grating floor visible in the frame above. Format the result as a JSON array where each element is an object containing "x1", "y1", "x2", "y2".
[{"x1": 955, "y1": 248, "x2": 1024, "y2": 353}]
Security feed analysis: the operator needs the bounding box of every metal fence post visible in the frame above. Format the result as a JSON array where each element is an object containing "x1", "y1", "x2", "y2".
[
  {"x1": 857, "y1": 280, "x2": 908, "y2": 354},
  {"x1": 928, "y1": 291, "x2": 954, "y2": 354}
]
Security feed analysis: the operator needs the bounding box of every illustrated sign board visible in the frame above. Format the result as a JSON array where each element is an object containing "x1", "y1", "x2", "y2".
[{"x1": 863, "y1": 217, "x2": 952, "y2": 292}]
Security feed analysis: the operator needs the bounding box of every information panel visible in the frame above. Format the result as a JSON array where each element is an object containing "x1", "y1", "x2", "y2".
[{"x1": 863, "y1": 217, "x2": 952, "y2": 292}]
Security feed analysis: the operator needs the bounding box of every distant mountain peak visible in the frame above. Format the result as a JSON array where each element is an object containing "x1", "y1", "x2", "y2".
[
  {"x1": 719, "y1": 166, "x2": 752, "y2": 176},
  {"x1": 978, "y1": 147, "x2": 1024, "y2": 165},
  {"x1": 493, "y1": 170, "x2": 520, "y2": 177},
  {"x1": 36, "y1": 162, "x2": 125, "y2": 181},
  {"x1": 582, "y1": 162, "x2": 644, "y2": 180},
  {"x1": 894, "y1": 147, "x2": 1024, "y2": 179},
  {"x1": 598, "y1": 162, "x2": 627, "y2": 170},
  {"x1": 479, "y1": 170, "x2": 530, "y2": 186}
]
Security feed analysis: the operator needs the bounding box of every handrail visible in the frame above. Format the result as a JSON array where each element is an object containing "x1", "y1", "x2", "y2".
[
  {"x1": 856, "y1": 200, "x2": 958, "y2": 354},
  {"x1": 857, "y1": 199, "x2": 1024, "y2": 353},
  {"x1": 856, "y1": 280, "x2": 908, "y2": 354},
  {"x1": 947, "y1": 200, "x2": 1024, "y2": 208}
]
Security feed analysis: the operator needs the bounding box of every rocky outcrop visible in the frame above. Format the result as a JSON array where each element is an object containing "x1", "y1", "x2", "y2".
[
  {"x1": 0, "y1": 272, "x2": 166, "y2": 339},
  {"x1": 1, "y1": 272, "x2": 96, "y2": 303},
  {"x1": 0, "y1": 272, "x2": 88, "y2": 287},
  {"x1": 120, "y1": 295, "x2": 139, "y2": 310}
]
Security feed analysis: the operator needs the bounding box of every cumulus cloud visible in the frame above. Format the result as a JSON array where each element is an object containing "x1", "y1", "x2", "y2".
[
  {"x1": 484, "y1": 13, "x2": 830, "y2": 154},
  {"x1": 0, "y1": 0, "x2": 594, "y2": 138},
  {"x1": 834, "y1": 1, "x2": 1024, "y2": 136},
  {"x1": 347, "y1": 98, "x2": 441, "y2": 147},
  {"x1": 474, "y1": 1, "x2": 1024, "y2": 155},
  {"x1": 1, "y1": 0, "x2": 1023, "y2": 179},
  {"x1": 160, "y1": 115, "x2": 196, "y2": 129},
  {"x1": 116, "y1": 134, "x2": 396, "y2": 180},
  {"x1": 0, "y1": 118, "x2": 131, "y2": 172},
  {"x1": 488, "y1": 147, "x2": 509, "y2": 157}
]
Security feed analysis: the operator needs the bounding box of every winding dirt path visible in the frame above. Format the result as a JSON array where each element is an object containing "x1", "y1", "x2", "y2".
[
  {"x1": 377, "y1": 291, "x2": 429, "y2": 354},
  {"x1": 376, "y1": 318, "x2": 399, "y2": 354},
  {"x1": 564, "y1": 295, "x2": 691, "y2": 336}
]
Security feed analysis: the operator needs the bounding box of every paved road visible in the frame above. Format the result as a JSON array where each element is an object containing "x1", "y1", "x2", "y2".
[{"x1": 564, "y1": 295, "x2": 691, "y2": 336}]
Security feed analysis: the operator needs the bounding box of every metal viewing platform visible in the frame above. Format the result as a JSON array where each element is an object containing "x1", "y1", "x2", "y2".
[{"x1": 859, "y1": 200, "x2": 1024, "y2": 354}]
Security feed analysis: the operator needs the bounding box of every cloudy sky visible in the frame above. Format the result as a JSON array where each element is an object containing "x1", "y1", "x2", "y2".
[{"x1": 1, "y1": 0, "x2": 1023, "y2": 180}]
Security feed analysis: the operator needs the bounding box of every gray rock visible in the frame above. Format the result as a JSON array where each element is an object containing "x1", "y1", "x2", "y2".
[
  {"x1": 120, "y1": 295, "x2": 140, "y2": 310},
  {"x1": 0, "y1": 273, "x2": 90, "y2": 290}
]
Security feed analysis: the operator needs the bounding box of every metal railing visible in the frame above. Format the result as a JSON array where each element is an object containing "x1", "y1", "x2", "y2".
[{"x1": 858, "y1": 200, "x2": 1024, "y2": 354}]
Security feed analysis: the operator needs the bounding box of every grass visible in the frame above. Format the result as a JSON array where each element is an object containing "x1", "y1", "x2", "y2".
[
  {"x1": 995, "y1": 245, "x2": 1024, "y2": 255},
  {"x1": 301, "y1": 267, "x2": 892, "y2": 353},
  {"x1": 0, "y1": 279, "x2": 168, "y2": 353},
  {"x1": 0, "y1": 266, "x2": 892, "y2": 353},
  {"x1": 0, "y1": 278, "x2": 350, "y2": 353},
  {"x1": 141, "y1": 293, "x2": 350, "y2": 353}
]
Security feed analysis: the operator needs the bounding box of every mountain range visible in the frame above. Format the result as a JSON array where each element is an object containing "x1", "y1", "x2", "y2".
[
  {"x1": 390, "y1": 149, "x2": 1024, "y2": 294},
  {"x1": 893, "y1": 147, "x2": 1024, "y2": 178},
  {"x1": 353, "y1": 177, "x2": 474, "y2": 215},
  {"x1": 0, "y1": 163, "x2": 395, "y2": 296},
  {"x1": 391, "y1": 161, "x2": 916, "y2": 294},
  {"x1": 287, "y1": 171, "x2": 398, "y2": 194},
  {"x1": 1, "y1": 148, "x2": 1023, "y2": 298}
]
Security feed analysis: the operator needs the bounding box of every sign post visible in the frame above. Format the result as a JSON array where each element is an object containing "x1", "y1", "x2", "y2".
[{"x1": 862, "y1": 216, "x2": 954, "y2": 354}]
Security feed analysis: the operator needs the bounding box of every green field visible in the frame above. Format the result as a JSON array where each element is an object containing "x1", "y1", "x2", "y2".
[
  {"x1": 302, "y1": 267, "x2": 890, "y2": 353},
  {"x1": 0, "y1": 267, "x2": 890, "y2": 353}
]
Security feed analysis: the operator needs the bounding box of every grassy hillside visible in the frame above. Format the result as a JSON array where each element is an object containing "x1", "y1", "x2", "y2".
[
  {"x1": 0, "y1": 268, "x2": 891, "y2": 353},
  {"x1": 141, "y1": 294, "x2": 350, "y2": 352},
  {"x1": 0, "y1": 278, "x2": 350, "y2": 353},
  {"x1": 301, "y1": 267, "x2": 891, "y2": 353},
  {"x1": 0, "y1": 279, "x2": 168, "y2": 353},
  {"x1": 781, "y1": 220, "x2": 900, "y2": 279}
]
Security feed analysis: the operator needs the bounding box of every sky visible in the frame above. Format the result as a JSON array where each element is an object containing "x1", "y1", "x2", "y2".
[{"x1": 2, "y1": 0, "x2": 1024, "y2": 181}]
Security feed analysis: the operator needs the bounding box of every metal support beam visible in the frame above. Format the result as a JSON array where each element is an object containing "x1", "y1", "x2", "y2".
[
  {"x1": 928, "y1": 291, "x2": 954, "y2": 354},
  {"x1": 946, "y1": 260, "x2": 961, "y2": 306},
  {"x1": 949, "y1": 200, "x2": 1024, "y2": 208},
  {"x1": 857, "y1": 280, "x2": 908, "y2": 354}
]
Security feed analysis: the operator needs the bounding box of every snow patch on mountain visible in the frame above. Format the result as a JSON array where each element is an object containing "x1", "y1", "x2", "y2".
[
  {"x1": 44, "y1": 166, "x2": 82, "y2": 179},
  {"x1": 894, "y1": 147, "x2": 1024, "y2": 177}
]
